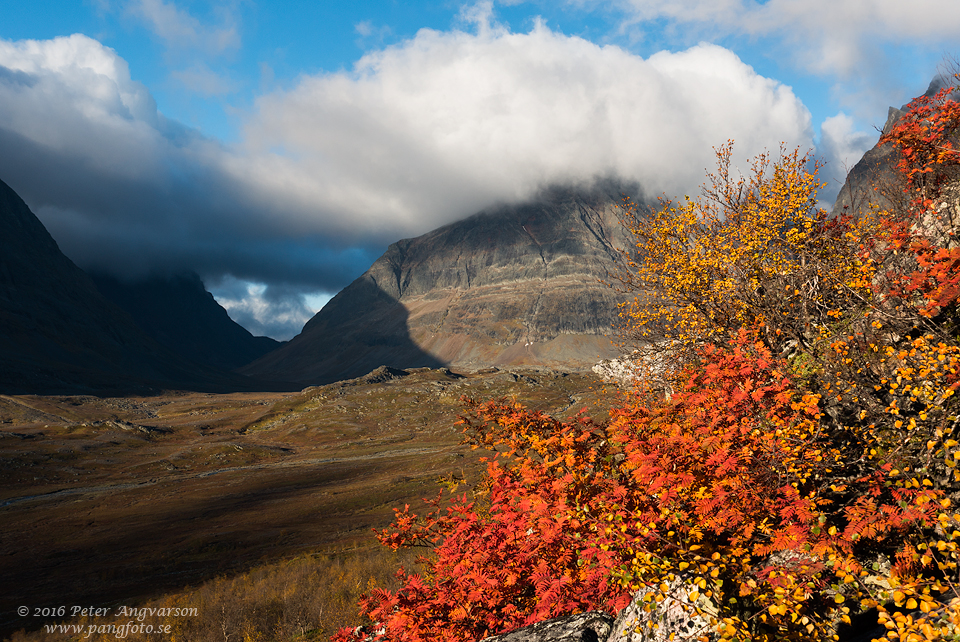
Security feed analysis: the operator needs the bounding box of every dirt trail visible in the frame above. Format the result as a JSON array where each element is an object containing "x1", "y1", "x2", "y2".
[{"x1": 0, "y1": 394, "x2": 72, "y2": 423}]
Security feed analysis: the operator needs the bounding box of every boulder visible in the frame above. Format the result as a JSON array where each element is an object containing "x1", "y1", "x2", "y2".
[
  {"x1": 481, "y1": 611, "x2": 613, "y2": 642},
  {"x1": 592, "y1": 352, "x2": 639, "y2": 386},
  {"x1": 607, "y1": 581, "x2": 717, "y2": 642}
]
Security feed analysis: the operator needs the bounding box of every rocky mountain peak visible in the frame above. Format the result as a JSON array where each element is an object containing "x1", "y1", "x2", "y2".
[{"x1": 245, "y1": 181, "x2": 641, "y2": 385}]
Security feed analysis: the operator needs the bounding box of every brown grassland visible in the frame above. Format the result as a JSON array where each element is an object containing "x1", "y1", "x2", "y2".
[{"x1": 0, "y1": 366, "x2": 612, "y2": 641}]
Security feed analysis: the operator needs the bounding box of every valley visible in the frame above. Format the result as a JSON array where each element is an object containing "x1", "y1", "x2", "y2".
[{"x1": 0, "y1": 366, "x2": 614, "y2": 639}]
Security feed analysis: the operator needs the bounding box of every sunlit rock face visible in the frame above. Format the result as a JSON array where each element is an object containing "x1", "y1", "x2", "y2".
[
  {"x1": 831, "y1": 106, "x2": 904, "y2": 218},
  {"x1": 245, "y1": 182, "x2": 643, "y2": 385},
  {"x1": 832, "y1": 76, "x2": 960, "y2": 218}
]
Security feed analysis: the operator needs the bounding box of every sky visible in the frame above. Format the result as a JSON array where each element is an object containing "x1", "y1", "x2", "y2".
[{"x1": 1, "y1": 1, "x2": 957, "y2": 340}]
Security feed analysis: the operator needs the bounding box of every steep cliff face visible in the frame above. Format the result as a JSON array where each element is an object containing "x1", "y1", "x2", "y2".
[
  {"x1": 832, "y1": 76, "x2": 957, "y2": 217},
  {"x1": 832, "y1": 107, "x2": 904, "y2": 217},
  {"x1": 244, "y1": 183, "x2": 639, "y2": 385}
]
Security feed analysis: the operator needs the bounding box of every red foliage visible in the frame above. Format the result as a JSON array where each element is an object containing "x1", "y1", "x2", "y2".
[
  {"x1": 882, "y1": 87, "x2": 960, "y2": 201},
  {"x1": 330, "y1": 408, "x2": 634, "y2": 642},
  {"x1": 333, "y1": 83, "x2": 960, "y2": 642},
  {"x1": 334, "y1": 331, "x2": 945, "y2": 641},
  {"x1": 880, "y1": 86, "x2": 960, "y2": 318}
]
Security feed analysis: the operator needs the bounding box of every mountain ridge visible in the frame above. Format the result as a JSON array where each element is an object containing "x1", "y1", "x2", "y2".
[
  {"x1": 244, "y1": 182, "x2": 640, "y2": 385},
  {"x1": 92, "y1": 271, "x2": 282, "y2": 372},
  {"x1": 0, "y1": 176, "x2": 295, "y2": 394}
]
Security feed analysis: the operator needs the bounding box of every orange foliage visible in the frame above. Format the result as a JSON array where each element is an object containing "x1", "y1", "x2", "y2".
[
  {"x1": 335, "y1": 333, "x2": 954, "y2": 641},
  {"x1": 613, "y1": 143, "x2": 877, "y2": 366},
  {"x1": 879, "y1": 84, "x2": 960, "y2": 321},
  {"x1": 337, "y1": 80, "x2": 960, "y2": 642},
  {"x1": 341, "y1": 406, "x2": 633, "y2": 641}
]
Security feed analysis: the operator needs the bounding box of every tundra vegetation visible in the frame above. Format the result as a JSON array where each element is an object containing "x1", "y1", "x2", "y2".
[
  {"x1": 334, "y1": 79, "x2": 960, "y2": 641},
  {"x1": 3, "y1": 369, "x2": 611, "y2": 641}
]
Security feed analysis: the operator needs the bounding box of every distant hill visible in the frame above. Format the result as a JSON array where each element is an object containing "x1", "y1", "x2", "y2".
[
  {"x1": 92, "y1": 272, "x2": 281, "y2": 371},
  {"x1": 243, "y1": 182, "x2": 639, "y2": 386},
  {"x1": 0, "y1": 177, "x2": 293, "y2": 394}
]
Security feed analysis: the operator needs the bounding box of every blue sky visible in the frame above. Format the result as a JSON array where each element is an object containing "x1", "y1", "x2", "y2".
[{"x1": 1, "y1": 0, "x2": 957, "y2": 339}]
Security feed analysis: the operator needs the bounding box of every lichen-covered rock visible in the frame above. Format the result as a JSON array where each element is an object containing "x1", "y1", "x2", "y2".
[
  {"x1": 480, "y1": 611, "x2": 614, "y2": 642},
  {"x1": 592, "y1": 343, "x2": 674, "y2": 396},
  {"x1": 476, "y1": 581, "x2": 721, "y2": 642},
  {"x1": 607, "y1": 580, "x2": 718, "y2": 642}
]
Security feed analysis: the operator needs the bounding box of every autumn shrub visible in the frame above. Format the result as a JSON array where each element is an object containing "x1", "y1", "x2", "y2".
[
  {"x1": 877, "y1": 83, "x2": 960, "y2": 327},
  {"x1": 336, "y1": 81, "x2": 960, "y2": 642},
  {"x1": 610, "y1": 133, "x2": 960, "y2": 493},
  {"x1": 612, "y1": 143, "x2": 879, "y2": 366},
  {"x1": 335, "y1": 333, "x2": 958, "y2": 641}
]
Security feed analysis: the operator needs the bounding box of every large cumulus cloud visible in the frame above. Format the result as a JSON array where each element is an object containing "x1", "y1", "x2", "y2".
[
  {"x1": 239, "y1": 22, "x2": 813, "y2": 234},
  {"x1": 0, "y1": 23, "x2": 814, "y2": 338},
  {"x1": 587, "y1": 0, "x2": 960, "y2": 132}
]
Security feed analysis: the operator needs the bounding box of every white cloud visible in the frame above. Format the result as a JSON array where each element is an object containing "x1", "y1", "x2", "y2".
[
  {"x1": 598, "y1": 0, "x2": 960, "y2": 77},
  {"x1": 0, "y1": 35, "x2": 165, "y2": 180},
  {"x1": 817, "y1": 112, "x2": 877, "y2": 201},
  {"x1": 0, "y1": 34, "x2": 284, "y2": 280},
  {"x1": 459, "y1": 0, "x2": 499, "y2": 32},
  {"x1": 304, "y1": 292, "x2": 333, "y2": 313},
  {"x1": 208, "y1": 277, "x2": 320, "y2": 341},
  {"x1": 239, "y1": 22, "x2": 813, "y2": 235},
  {"x1": 127, "y1": 0, "x2": 239, "y2": 54},
  {"x1": 0, "y1": 26, "x2": 814, "y2": 337},
  {"x1": 355, "y1": 20, "x2": 391, "y2": 39}
]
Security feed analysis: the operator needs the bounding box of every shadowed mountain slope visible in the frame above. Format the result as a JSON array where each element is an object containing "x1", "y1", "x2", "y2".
[
  {"x1": 0, "y1": 177, "x2": 293, "y2": 394},
  {"x1": 244, "y1": 183, "x2": 638, "y2": 386},
  {"x1": 92, "y1": 272, "x2": 282, "y2": 371}
]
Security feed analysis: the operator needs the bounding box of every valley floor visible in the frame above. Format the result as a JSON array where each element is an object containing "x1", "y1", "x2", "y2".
[{"x1": 0, "y1": 367, "x2": 612, "y2": 640}]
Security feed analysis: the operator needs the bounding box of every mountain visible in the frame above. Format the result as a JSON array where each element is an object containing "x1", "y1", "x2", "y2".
[
  {"x1": 92, "y1": 272, "x2": 281, "y2": 371},
  {"x1": 0, "y1": 177, "x2": 292, "y2": 394},
  {"x1": 832, "y1": 75, "x2": 956, "y2": 217},
  {"x1": 831, "y1": 106, "x2": 905, "y2": 217},
  {"x1": 244, "y1": 182, "x2": 638, "y2": 386}
]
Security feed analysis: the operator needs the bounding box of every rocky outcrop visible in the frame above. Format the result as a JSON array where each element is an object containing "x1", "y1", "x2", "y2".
[
  {"x1": 481, "y1": 612, "x2": 613, "y2": 642},
  {"x1": 244, "y1": 182, "x2": 640, "y2": 386},
  {"x1": 831, "y1": 106, "x2": 904, "y2": 218},
  {"x1": 479, "y1": 591, "x2": 890, "y2": 642},
  {"x1": 592, "y1": 353, "x2": 639, "y2": 386},
  {"x1": 833, "y1": 75, "x2": 958, "y2": 218},
  {"x1": 476, "y1": 582, "x2": 714, "y2": 642},
  {"x1": 606, "y1": 583, "x2": 717, "y2": 642}
]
